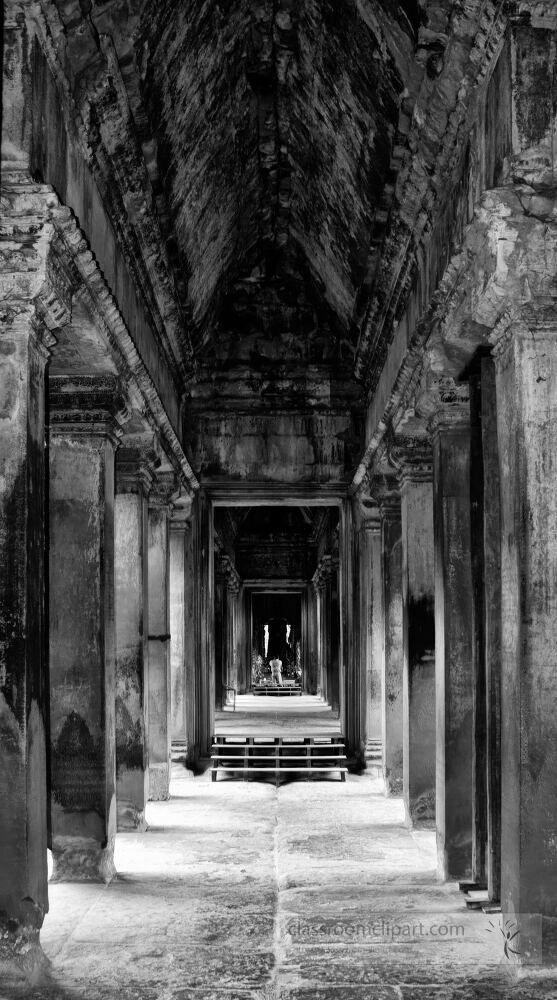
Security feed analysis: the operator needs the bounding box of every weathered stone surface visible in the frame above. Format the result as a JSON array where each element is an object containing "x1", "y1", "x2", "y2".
[
  {"x1": 147, "y1": 490, "x2": 172, "y2": 801},
  {"x1": 115, "y1": 486, "x2": 149, "y2": 832},
  {"x1": 431, "y1": 401, "x2": 474, "y2": 882},
  {"x1": 0, "y1": 176, "x2": 63, "y2": 982},
  {"x1": 49, "y1": 424, "x2": 119, "y2": 883},
  {"x1": 379, "y1": 488, "x2": 404, "y2": 796},
  {"x1": 400, "y1": 466, "x2": 435, "y2": 827}
]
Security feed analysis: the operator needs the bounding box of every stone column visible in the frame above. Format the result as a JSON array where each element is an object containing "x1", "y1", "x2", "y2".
[
  {"x1": 170, "y1": 505, "x2": 192, "y2": 743},
  {"x1": 379, "y1": 485, "x2": 404, "y2": 796},
  {"x1": 183, "y1": 519, "x2": 197, "y2": 766},
  {"x1": 396, "y1": 442, "x2": 436, "y2": 826},
  {"x1": 356, "y1": 498, "x2": 383, "y2": 757},
  {"x1": 49, "y1": 376, "x2": 127, "y2": 881},
  {"x1": 0, "y1": 175, "x2": 65, "y2": 977},
  {"x1": 469, "y1": 369, "x2": 488, "y2": 887},
  {"x1": 366, "y1": 512, "x2": 383, "y2": 748},
  {"x1": 481, "y1": 357, "x2": 502, "y2": 904},
  {"x1": 225, "y1": 566, "x2": 241, "y2": 698},
  {"x1": 312, "y1": 555, "x2": 331, "y2": 702},
  {"x1": 339, "y1": 501, "x2": 363, "y2": 761},
  {"x1": 147, "y1": 474, "x2": 175, "y2": 801},
  {"x1": 430, "y1": 384, "x2": 474, "y2": 881},
  {"x1": 214, "y1": 557, "x2": 226, "y2": 711},
  {"x1": 191, "y1": 491, "x2": 215, "y2": 762},
  {"x1": 114, "y1": 437, "x2": 155, "y2": 830},
  {"x1": 0, "y1": 292, "x2": 57, "y2": 975},
  {"x1": 493, "y1": 318, "x2": 557, "y2": 953},
  {"x1": 329, "y1": 551, "x2": 340, "y2": 716}
]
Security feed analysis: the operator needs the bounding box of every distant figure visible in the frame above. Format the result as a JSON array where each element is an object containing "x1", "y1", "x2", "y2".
[{"x1": 269, "y1": 656, "x2": 283, "y2": 686}]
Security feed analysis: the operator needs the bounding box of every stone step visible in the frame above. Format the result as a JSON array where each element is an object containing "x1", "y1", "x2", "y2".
[
  {"x1": 211, "y1": 734, "x2": 348, "y2": 784},
  {"x1": 211, "y1": 754, "x2": 347, "y2": 761}
]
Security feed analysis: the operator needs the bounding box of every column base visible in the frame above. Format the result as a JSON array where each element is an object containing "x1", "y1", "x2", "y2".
[
  {"x1": 117, "y1": 801, "x2": 147, "y2": 832},
  {"x1": 0, "y1": 920, "x2": 50, "y2": 987},
  {"x1": 116, "y1": 767, "x2": 148, "y2": 831},
  {"x1": 50, "y1": 837, "x2": 117, "y2": 883},
  {"x1": 383, "y1": 766, "x2": 403, "y2": 796},
  {"x1": 149, "y1": 763, "x2": 170, "y2": 801},
  {"x1": 406, "y1": 787, "x2": 436, "y2": 827}
]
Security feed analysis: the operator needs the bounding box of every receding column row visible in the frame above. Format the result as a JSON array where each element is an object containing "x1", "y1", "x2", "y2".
[{"x1": 48, "y1": 395, "x2": 196, "y2": 877}]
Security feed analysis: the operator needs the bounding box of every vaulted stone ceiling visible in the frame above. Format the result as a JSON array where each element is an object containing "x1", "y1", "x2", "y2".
[
  {"x1": 41, "y1": 0, "x2": 505, "y2": 417},
  {"x1": 140, "y1": 0, "x2": 417, "y2": 367}
]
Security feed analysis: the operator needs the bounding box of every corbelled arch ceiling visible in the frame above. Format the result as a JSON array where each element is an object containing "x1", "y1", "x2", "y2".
[
  {"x1": 38, "y1": 0, "x2": 507, "y2": 456},
  {"x1": 140, "y1": 0, "x2": 416, "y2": 363}
]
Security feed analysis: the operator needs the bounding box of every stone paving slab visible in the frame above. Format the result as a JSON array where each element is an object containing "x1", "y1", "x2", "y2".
[{"x1": 4, "y1": 764, "x2": 554, "y2": 1000}]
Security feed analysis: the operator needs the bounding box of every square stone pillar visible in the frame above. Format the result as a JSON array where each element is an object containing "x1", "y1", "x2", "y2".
[
  {"x1": 49, "y1": 376, "x2": 127, "y2": 882},
  {"x1": 214, "y1": 559, "x2": 227, "y2": 711},
  {"x1": 379, "y1": 487, "x2": 403, "y2": 795},
  {"x1": 396, "y1": 444, "x2": 436, "y2": 826},
  {"x1": 147, "y1": 475, "x2": 175, "y2": 801},
  {"x1": 312, "y1": 555, "x2": 332, "y2": 702},
  {"x1": 0, "y1": 307, "x2": 54, "y2": 976},
  {"x1": 114, "y1": 438, "x2": 156, "y2": 831},
  {"x1": 190, "y1": 491, "x2": 215, "y2": 763},
  {"x1": 481, "y1": 357, "x2": 502, "y2": 904},
  {"x1": 0, "y1": 176, "x2": 65, "y2": 978},
  {"x1": 430, "y1": 387, "x2": 474, "y2": 881},
  {"x1": 339, "y1": 500, "x2": 365, "y2": 762},
  {"x1": 170, "y1": 507, "x2": 192, "y2": 743},
  {"x1": 225, "y1": 564, "x2": 241, "y2": 698},
  {"x1": 183, "y1": 519, "x2": 198, "y2": 765},
  {"x1": 355, "y1": 501, "x2": 383, "y2": 755},
  {"x1": 493, "y1": 319, "x2": 557, "y2": 955},
  {"x1": 367, "y1": 514, "x2": 383, "y2": 746}
]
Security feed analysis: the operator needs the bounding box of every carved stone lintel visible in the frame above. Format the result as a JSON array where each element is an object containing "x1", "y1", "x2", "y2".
[{"x1": 49, "y1": 374, "x2": 130, "y2": 444}]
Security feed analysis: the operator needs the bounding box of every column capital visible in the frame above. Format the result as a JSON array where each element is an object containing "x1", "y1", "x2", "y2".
[
  {"x1": 49, "y1": 374, "x2": 130, "y2": 444},
  {"x1": 388, "y1": 434, "x2": 433, "y2": 486},
  {"x1": 352, "y1": 492, "x2": 382, "y2": 534},
  {"x1": 0, "y1": 177, "x2": 74, "y2": 334},
  {"x1": 371, "y1": 475, "x2": 401, "y2": 521},
  {"x1": 148, "y1": 470, "x2": 185, "y2": 513},
  {"x1": 170, "y1": 498, "x2": 193, "y2": 529},
  {"x1": 426, "y1": 377, "x2": 470, "y2": 438},
  {"x1": 116, "y1": 431, "x2": 162, "y2": 496},
  {"x1": 489, "y1": 311, "x2": 557, "y2": 372}
]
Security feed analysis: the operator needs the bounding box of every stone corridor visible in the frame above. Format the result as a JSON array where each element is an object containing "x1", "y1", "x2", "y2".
[{"x1": 2, "y1": 766, "x2": 553, "y2": 1000}]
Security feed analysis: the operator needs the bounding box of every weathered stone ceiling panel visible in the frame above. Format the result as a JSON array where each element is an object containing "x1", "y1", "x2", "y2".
[
  {"x1": 141, "y1": 0, "x2": 414, "y2": 352},
  {"x1": 141, "y1": 0, "x2": 259, "y2": 341}
]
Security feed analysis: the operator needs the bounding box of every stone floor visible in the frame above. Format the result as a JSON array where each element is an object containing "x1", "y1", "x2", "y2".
[
  {"x1": 5, "y1": 765, "x2": 557, "y2": 1000},
  {"x1": 214, "y1": 693, "x2": 340, "y2": 737}
]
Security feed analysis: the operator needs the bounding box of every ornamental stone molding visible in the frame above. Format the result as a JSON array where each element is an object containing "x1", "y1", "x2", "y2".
[
  {"x1": 116, "y1": 432, "x2": 162, "y2": 496},
  {"x1": 216, "y1": 555, "x2": 241, "y2": 596},
  {"x1": 312, "y1": 555, "x2": 333, "y2": 594},
  {"x1": 386, "y1": 433, "x2": 433, "y2": 486},
  {"x1": 1, "y1": 171, "x2": 198, "y2": 495},
  {"x1": 49, "y1": 374, "x2": 130, "y2": 444}
]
